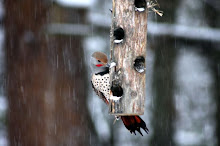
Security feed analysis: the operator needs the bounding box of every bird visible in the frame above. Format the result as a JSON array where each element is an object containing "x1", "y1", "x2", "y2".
[{"x1": 90, "y1": 51, "x2": 149, "y2": 136}]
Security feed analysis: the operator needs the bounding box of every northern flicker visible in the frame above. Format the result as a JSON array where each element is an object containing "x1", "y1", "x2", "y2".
[{"x1": 90, "y1": 52, "x2": 149, "y2": 136}]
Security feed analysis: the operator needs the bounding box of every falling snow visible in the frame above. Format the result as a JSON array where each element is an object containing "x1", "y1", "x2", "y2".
[{"x1": 1, "y1": 0, "x2": 220, "y2": 145}]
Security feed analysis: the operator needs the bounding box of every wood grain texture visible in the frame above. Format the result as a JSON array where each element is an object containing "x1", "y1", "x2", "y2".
[{"x1": 109, "y1": 0, "x2": 148, "y2": 115}]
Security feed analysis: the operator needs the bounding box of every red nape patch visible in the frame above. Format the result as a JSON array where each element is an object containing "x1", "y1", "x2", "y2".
[{"x1": 96, "y1": 64, "x2": 103, "y2": 67}]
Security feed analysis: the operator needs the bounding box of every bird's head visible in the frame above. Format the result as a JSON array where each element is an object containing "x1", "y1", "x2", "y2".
[{"x1": 90, "y1": 52, "x2": 109, "y2": 74}]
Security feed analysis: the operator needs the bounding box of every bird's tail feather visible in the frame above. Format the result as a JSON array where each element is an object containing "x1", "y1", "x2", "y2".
[{"x1": 121, "y1": 116, "x2": 149, "y2": 136}]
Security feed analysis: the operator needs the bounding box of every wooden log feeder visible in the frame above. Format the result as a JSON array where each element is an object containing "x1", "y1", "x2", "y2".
[{"x1": 109, "y1": 0, "x2": 148, "y2": 115}]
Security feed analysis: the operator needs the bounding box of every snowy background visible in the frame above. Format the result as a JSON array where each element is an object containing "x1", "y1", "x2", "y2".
[{"x1": 1, "y1": 0, "x2": 220, "y2": 145}]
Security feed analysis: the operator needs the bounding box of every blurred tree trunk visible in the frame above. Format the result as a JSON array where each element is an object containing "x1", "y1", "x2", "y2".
[
  {"x1": 150, "y1": 37, "x2": 177, "y2": 146},
  {"x1": 150, "y1": 0, "x2": 178, "y2": 145},
  {"x1": 5, "y1": 1, "x2": 97, "y2": 146},
  {"x1": 209, "y1": 50, "x2": 220, "y2": 146},
  {"x1": 204, "y1": 2, "x2": 220, "y2": 145}
]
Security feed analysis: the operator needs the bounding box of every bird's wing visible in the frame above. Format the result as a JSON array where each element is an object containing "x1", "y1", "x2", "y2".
[{"x1": 91, "y1": 81, "x2": 109, "y2": 105}]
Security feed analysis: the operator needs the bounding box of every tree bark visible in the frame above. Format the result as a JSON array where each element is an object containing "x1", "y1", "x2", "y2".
[
  {"x1": 5, "y1": 1, "x2": 96, "y2": 145},
  {"x1": 109, "y1": 0, "x2": 148, "y2": 115},
  {"x1": 5, "y1": 1, "x2": 49, "y2": 145}
]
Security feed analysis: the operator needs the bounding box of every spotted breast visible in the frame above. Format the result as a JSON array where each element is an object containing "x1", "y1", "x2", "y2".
[{"x1": 91, "y1": 74, "x2": 110, "y2": 101}]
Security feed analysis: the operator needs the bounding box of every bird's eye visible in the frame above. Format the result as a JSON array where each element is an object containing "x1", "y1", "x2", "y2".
[{"x1": 98, "y1": 60, "x2": 101, "y2": 62}]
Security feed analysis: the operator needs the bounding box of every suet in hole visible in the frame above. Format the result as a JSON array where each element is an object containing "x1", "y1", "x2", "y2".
[
  {"x1": 134, "y1": 56, "x2": 145, "y2": 73},
  {"x1": 111, "y1": 84, "x2": 123, "y2": 97},
  {"x1": 134, "y1": 0, "x2": 146, "y2": 12},
  {"x1": 113, "y1": 27, "x2": 124, "y2": 44}
]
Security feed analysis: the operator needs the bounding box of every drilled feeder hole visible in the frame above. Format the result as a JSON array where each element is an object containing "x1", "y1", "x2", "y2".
[
  {"x1": 113, "y1": 27, "x2": 124, "y2": 44},
  {"x1": 134, "y1": 0, "x2": 146, "y2": 12},
  {"x1": 110, "y1": 84, "x2": 123, "y2": 101},
  {"x1": 134, "y1": 56, "x2": 145, "y2": 73}
]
